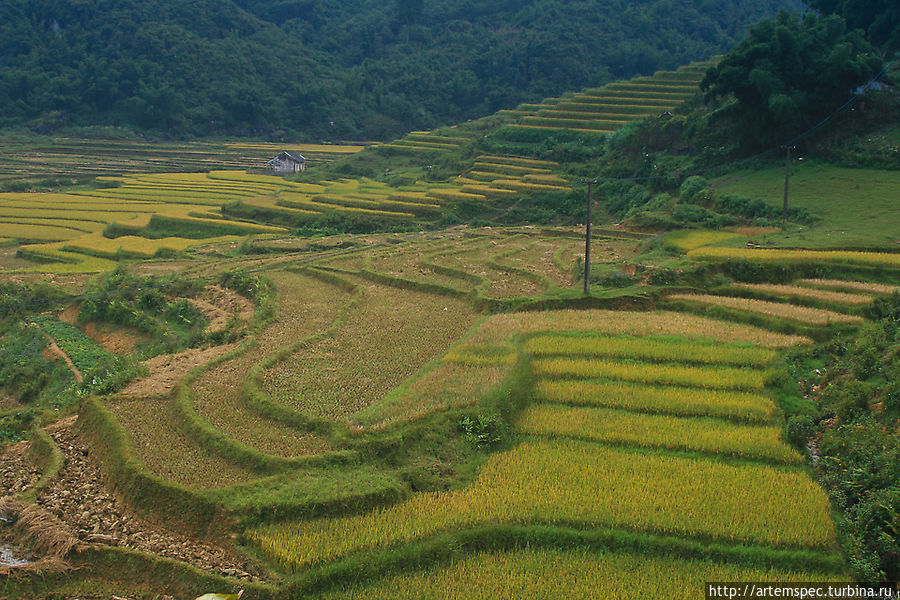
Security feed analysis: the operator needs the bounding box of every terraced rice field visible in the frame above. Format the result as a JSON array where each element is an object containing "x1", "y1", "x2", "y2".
[
  {"x1": 2, "y1": 170, "x2": 440, "y2": 273},
  {"x1": 451, "y1": 155, "x2": 570, "y2": 202},
  {"x1": 533, "y1": 380, "x2": 775, "y2": 423},
  {"x1": 190, "y1": 271, "x2": 346, "y2": 457},
  {"x1": 665, "y1": 230, "x2": 744, "y2": 252},
  {"x1": 251, "y1": 439, "x2": 835, "y2": 568},
  {"x1": 320, "y1": 548, "x2": 843, "y2": 600},
  {"x1": 316, "y1": 227, "x2": 640, "y2": 302},
  {"x1": 497, "y1": 61, "x2": 713, "y2": 137},
  {"x1": 517, "y1": 405, "x2": 800, "y2": 463},
  {"x1": 379, "y1": 131, "x2": 475, "y2": 155},
  {"x1": 251, "y1": 307, "x2": 837, "y2": 585},
  {"x1": 0, "y1": 170, "x2": 294, "y2": 272},
  {"x1": 260, "y1": 280, "x2": 479, "y2": 420},
  {"x1": 350, "y1": 361, "x2": 508, "y2": 429},
  {"x1": 667, "y1": 293, "x2": 864, "y2": 325},
  {"x1": 468, "y1": 309, "x2": 810, "y2": 347},
  {"x1": 109, "y1": 397, "x2": 259, "y2": 489},
  {"x1": 687, "y1": 246, "x2": 900, "y2": 269},
  {"x1": 532, "y1": 357, "x2": 769, "y2": 390},
  {"x1": 525, "y1": 334, "x2": 777, "y2": 366},
  {"x1": 731, "y1": 283, "x2": 874, "y2": 305},
  {"x1": 0, "y1": 138, "x2": 365, "y2": 187},
  {"x1": 797, "y1": 278, "x2": 900, "y2": 296}
]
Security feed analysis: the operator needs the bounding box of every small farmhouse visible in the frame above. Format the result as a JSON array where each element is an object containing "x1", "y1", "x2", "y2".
[{"x1": 266, "y1": 151, "x2": 307, "y2": 174}]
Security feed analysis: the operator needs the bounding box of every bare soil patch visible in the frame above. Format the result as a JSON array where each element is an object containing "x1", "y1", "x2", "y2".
[
  {"x1": 57, "y1": 304, "x2": 80, "y2": 324},
  {"x1": 0, "y1": 394, "x2": 21, "y2": 412},
  {"x1": 120, "y1": 343, "x2": 240, "y2": 397},
  {"x1": 83, "y1": 322, "x2": 144, "y2": 355},
  {"x1": 59, "y1": 304, "x2": 146, "y2": 355}
]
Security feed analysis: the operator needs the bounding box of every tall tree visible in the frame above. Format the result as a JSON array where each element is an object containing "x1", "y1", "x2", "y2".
[
  {"x1": 395, "y1": 0, "x2": 424, "y2": 43},
  {"x1": 701, "y1": 11, "x2": 882, "y2": 150},
  {"x1": 805, "y1": 0, "x2": 900, "y2": 52}
]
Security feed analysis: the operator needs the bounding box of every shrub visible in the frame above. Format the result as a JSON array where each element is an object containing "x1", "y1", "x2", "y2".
[
  {"x1": 0, "y1": 280, "x2": 69, "y2": 319},
  {"x1": 868, "y1": 292, "x2": 900, "y2": 322},
  {"x1": 672, "y1": 204, "x2": 732, "y2": 228},
  {"x1": 679, "y1": 175, "x2": 712, "y2": 205},
  {"x1": 786, "y1": 414, "x2": 816, "y2": 448},
  {"x1": 458, "y1": 414, "x2": 504, "y2": 448},
  {"x1": 0, "y1": 323, "x2": 71, "y2": 403}
]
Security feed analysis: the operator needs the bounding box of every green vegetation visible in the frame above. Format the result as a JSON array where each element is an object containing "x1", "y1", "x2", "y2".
[
  {"x1": 700, "y1": 11, "x2": 881, "y2": 150},
  {"x1": 806, "y1": 0, "x2": 900, "y2": 51},
  {"x1": 0, "y1": 322, "x2": 72, "y2": 420},
  {"x1": 785, "y1": 294, "x2": 900, "y2": 580},
  {"x1": 0, "y1": 0, "x2": 799, "y2": 140},
  {"x1": 3, "y1": 1, "x2": 900, "y2": 588},
  {"x1": 712, "y1": 166, "x2": 900, "y2": 249}
]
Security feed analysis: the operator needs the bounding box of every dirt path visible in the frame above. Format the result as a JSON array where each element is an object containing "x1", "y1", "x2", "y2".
[
  {"x1": 120, "y1": 343, "x2": 240, "y2": 397},
  {"x1": 42, "y1": 335, "x2": 83, "y2": 383}
]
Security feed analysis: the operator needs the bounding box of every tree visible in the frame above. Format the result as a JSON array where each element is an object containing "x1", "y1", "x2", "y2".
[
  {"x1": 394, "y1": 0, "x2": 424, "y2": 43},
  {"x1": 701, "y1": 11, "x2": 882, "y2": 150},
  {"x1": 805, "y1": 0, "x2": 900, "y2": 53}
]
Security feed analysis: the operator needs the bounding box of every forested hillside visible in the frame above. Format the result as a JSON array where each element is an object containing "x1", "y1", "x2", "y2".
[{"x1": 0, "y1": 0, "x2": 800, "y2": 140}]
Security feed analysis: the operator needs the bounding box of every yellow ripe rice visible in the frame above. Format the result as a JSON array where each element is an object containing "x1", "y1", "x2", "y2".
[
  {"x1": 517, "y1": 404, "x2": 800, "y2": 463},
  {"x1": 668, "y1": 294, "x2": 864, "y2": 325}
]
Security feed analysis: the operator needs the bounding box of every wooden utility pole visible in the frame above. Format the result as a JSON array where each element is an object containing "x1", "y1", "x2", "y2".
[
  {"x1": 782, "y1": 145, "x2": 793, "y2": 226},
  {"x1": 584, "y1": 180, "x2": 594, "y2": 295}
]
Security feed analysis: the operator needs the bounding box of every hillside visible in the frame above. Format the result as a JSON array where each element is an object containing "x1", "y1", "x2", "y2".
[
  {"x1": 1, "y1": 46, "x2": 900, "y2": 596},
  {"x1": 0, "y1": 0, "x2": 800, "y2": 140}
]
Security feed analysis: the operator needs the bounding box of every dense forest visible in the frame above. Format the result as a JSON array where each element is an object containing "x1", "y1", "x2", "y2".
[{"x1": 0, "y1": 0, "x2": 801, "y2": 140}]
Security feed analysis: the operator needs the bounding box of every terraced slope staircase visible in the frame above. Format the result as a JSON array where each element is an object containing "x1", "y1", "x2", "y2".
[{"x1": 498, "y1": 60, "x2": 714, "y2": 135}]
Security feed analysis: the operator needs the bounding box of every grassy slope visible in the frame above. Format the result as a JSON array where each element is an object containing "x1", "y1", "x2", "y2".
[{"x1": 712, "y1": 164, "x2": 900, "y2": 249}]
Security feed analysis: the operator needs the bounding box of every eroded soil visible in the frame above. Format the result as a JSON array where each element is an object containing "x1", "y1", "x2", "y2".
[{"x1": 29, "y1": 418, "x2": 260, "y2": 581}]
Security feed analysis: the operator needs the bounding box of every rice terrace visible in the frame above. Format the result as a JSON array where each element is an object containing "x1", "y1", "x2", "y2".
[{"x1": 1, "y1": 1, "x2": 900, "y2": 599}]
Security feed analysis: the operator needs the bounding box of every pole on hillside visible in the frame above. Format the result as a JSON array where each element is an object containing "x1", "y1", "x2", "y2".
[
  {"x1": 584, "y1": 180, "x2": 595, "y2": 296},
  {"x1": 782, "y1": 145, "x2": 794, "y2": 226}
]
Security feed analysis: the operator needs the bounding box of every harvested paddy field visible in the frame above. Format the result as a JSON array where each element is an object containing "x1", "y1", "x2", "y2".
[
  {"x1": 109, "y1": 397, "x2": 258, "y2": 489},
  {"x1": 260, "y1": 281, "x2": 479, "y2": 420},
  {"x1": 190, "y1": 271, "x2": 347, "y2": 456}
]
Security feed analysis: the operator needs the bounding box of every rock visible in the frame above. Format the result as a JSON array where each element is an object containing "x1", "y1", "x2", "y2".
[{"x1": 87, "y1": 533, "x2": 118, "y2": 545}]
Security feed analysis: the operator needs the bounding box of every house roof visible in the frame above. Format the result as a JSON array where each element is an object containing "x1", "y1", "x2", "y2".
[
  {"x1": 266, "y1": 150, "x2": 307, "y2": 167},
  {"x1": 282, "y1": 150, "x2": 306, "y2": 162}
]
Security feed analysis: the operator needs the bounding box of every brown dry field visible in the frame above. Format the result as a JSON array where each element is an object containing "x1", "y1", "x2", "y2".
[
  {"x1": 191, "y1": 270, "x2": 345, "y2": 456},
  {"x1": 109, "y1": 396, "x2": 258, "y2": 489},
  {"x1": 261, "y1": 279, "x2": 479, "y2": 420}
]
